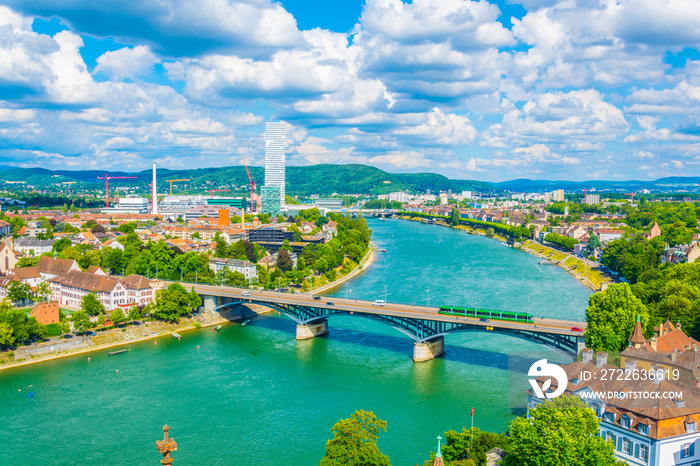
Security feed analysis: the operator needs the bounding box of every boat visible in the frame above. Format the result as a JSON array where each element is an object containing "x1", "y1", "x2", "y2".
[
  {"x1": 108, "y1": 349, "x2": 128, "y2": 356},
  {"x1": 379, "y1": 217, "x2": 387, "y2": 221},
  {"x1": 171, "y1": 332, "x2": 182, "y2": 339},
  {"x1": 241, "y1": 320, "x2": 250, "y2": 326},
  {"x1": 212, "y1": 324, "x2": 222, "y2": 332}
]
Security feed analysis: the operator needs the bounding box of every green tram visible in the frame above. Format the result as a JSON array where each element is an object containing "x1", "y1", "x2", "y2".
[{"x1": 438, "y1": 305, "x2": 534, "y2": 323}]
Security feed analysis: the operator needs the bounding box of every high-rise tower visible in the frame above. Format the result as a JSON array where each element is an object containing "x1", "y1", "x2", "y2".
[{"x1": 264, "y1": 122, "x2": 286, "y2": 210}]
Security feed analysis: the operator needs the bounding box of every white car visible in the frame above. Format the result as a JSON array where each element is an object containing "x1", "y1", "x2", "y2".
[
  {"x1": 373, "y1": 300, "x2": 386, "y2": 306},
  {"x1": 242, "y1": 290, "x2": 251, "y2": 296}
]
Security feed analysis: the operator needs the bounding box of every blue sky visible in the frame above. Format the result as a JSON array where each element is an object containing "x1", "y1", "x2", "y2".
[{"x1": 0, "y1": 0, "x2": 699, "y2": 181}]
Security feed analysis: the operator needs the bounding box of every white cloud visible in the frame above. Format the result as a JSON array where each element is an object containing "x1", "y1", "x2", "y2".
[{"x1": 94, "y1": 45, "x2": 159, "y2": 80}]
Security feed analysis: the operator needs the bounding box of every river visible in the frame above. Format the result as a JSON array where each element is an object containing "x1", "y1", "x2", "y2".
[{"x1": 0, "y1": 218, "x2": 591, "y2": 465}]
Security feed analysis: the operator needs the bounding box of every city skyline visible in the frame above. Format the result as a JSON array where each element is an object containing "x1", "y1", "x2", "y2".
[{"x1": 0, "y1": 1, "x2": 699, "y2": 181}]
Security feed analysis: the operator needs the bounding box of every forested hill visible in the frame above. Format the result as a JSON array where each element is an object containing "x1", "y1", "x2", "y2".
[{"x1": 0, "y1": 164, "x2": 496, "y2": 196}]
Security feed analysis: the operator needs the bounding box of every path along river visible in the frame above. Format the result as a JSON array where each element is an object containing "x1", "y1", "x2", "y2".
[{"x1": 0, "y1": 218, "x2": 591, "y2": 465}]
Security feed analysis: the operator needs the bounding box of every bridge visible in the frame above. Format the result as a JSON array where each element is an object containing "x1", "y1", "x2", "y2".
[
  {"x1": 339, "y1": 208, "x2": 399, "y2": 218},
  {"x1": 175, "y1": 283, "x2": 586, "y2": 362}
]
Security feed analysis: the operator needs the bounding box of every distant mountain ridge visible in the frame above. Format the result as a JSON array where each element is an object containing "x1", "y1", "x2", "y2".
[{"x1": 0, "y1": 165, "x2": 698, "y2": 195}]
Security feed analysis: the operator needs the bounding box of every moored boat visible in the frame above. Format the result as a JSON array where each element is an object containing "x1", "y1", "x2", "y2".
[
  {"x1": 171, "y1": 332, "x2": 182, "y2": 339},
  {"x1": 212, "y1": 324, "x2": 222, "y2": 332},
  {"x1": 108, "y1": 349, "x2": 128, "y2": 356}
]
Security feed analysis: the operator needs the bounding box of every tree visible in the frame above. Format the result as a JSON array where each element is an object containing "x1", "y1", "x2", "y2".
[
  {"x1": 110, "y1": 308, "x2": 126, "y2": 326},
  {"x1": 16, "y1": 256, "x2": 39, "y2": 268},
  {"x1": 36, "y1": 281, "x2": 52, "y2": 301},
  {"x1": 320, "y1": 410, "x2": 391, "y2": 466},
  {"x1": 450, "y1": 206, "x2": 461, "y2": 226},
  {"x1": 152, "y1": 283, "x2": 196, "y2": 322},
  {"x1": 503, "y1": 396, "x2": 623, "y2": 466},
  {"x1": 0, "y1": 322, "x2": 15, "y2": 346},
  {"x1": 97, "y1": 312, "x2": 106, "y2": 326},
  {"x1": 62, "y1": 203, "x2": 68, "y2": 213},
  {"x1": 585, "y1": 283, "x2": 650, "y2": 351},
  {"x1": 71, "y1": 310, "x2": 92, "y2": 334},
  {"x1": 423, "y1": 427, "x2": 507, "y2": 466},
  {"x1": 6, "y1": 281, "x2": 32, "y2": 304},
  {"x1": 128, "y1": 306, "x2": 141, "y2": 322},
  {"x1": 587, "y1": 233, "x2": 601, "y2": 249},
  {"x1": 81, "y1": 293, "x2": 105, "y2": 316},
  {"x1": 280, "y1": 239, "x2": 292, "y2": 252},
  {"x1": 277, "y1": 249, "x2": 294, "y2": 272}
]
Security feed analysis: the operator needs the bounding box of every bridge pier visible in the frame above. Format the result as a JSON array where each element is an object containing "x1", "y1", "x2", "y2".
[
  {"x1": 296, "y1": 319, "x2": 329, "y2": 340},
  {"x1": 203, "y1": 295, "x2": 216, "y2": 313},
  {"x1": 413, "y1": 336, "x2": 445, "y2": 362}
]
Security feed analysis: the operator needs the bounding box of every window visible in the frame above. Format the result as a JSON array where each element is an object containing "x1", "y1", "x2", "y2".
[
  {"x1": 638, "y1": 424, "x2": 649, "y2": 435},
  {"x1": 681, "y1": 443, "x2": 695, "y2": 459},
  {"x1": 640, "y1": 445, "x2": 649, "y2": 460},
  {"x1": 622, "y1": 438, "x2": 631, "y2": 454},
  {"x1": 604, "y1": 412, "x2": 615, "y2": 423},
  {"x1": 688, "y1": 422, "x2": 698, "y2": 433},
  {"x1": 621, "y1": 416, "x2": 631, "y2": 428}
]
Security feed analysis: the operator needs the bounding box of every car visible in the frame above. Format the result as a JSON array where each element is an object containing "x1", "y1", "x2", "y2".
[
  {"x1": 241, "y1": 290, "x2": 251, "y2": 296},
  {"x1": 313, "y1": 296, "x2": 321, "y2": 300},
  {"x1": 479, "y1": 318, "x2": 489, "y2": 322},
  {"x1": 571, "y1": 327, "x2": 584, "y2": 332},
  {"x1": 326, "y1": 302, "x2": 334, "y2": 306},
  {"x1": 372, "y1": 300, "x2": 386, "y2": 306}
]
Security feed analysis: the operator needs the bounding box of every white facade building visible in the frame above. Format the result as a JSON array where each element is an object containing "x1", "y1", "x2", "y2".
[
  {"x1": 209, "y1": 259, "x2": 258, "y2": 281},
  {"x1": 265, "y1": 122, "x2": 286, "y2": 211},
  {"x1": 584, "y1": 194, "x2": 601, "y2": 205},
  {"x1": 388, "y1": 192, "x2": 408, "y2": 203},
  {"x1": 101, "y1": 197, "x2": 149, "y2": 215}
]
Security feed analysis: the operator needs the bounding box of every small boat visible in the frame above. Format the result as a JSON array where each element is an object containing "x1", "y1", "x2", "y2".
[
  {"x1": 212, "y1": 324, "x2": 222, "y2": 332},
  {"x1": 108, "y1": 349, "x2": 128, "y2": 356},
  {"x1": 171, "y1": 332, "x2": 182, "y2": 339},
  {"x1": 241, "y1": 320, "x2": 250, "y2": 326},
  {"x1": 28, "y1": 392, "x2": 34, "y2": 397}
]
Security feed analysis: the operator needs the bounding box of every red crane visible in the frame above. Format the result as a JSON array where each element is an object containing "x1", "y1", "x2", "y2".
[
  {"x1": 97, "y1": 173, "x2": 137, "y2": 208},
  {"x1": 242, "y1": 158, "x2": 256, "y2": 212},
  {"x1": 207, "y1": 189, "x2": 230, "y2": 198},
  {"x1": 629, "y1": 192, "x2": 635, "y2": 205}
]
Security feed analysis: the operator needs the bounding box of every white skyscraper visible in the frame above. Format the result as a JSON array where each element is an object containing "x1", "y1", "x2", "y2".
[{"x1": 264, "y1": 122, "x2": 286, "y2": 210}]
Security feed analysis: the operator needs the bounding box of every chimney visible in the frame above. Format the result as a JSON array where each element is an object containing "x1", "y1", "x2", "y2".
[
  {"x1": 672, "y1": 349, "x2": 677, "y2": 362},
  {"x1": 596, "y1": 352, "x2": 608, "y2": 368},
  {"x1": 582, "y1": 348, "x2": 594, "y2": 364},
  {"x1": 625, "y1": 359, "x2": 637, "y2": 372},
  {"x1": 650, "y1": 337, "x2": 657, "y2": 351},
  {"x1": 677, "y1": 321, "x2": 682, "y2": 331},
  {"x1": 152, "y1": 163, "x2": 158, "y2": 215},
  {"x1": 653, "y1": 365, "x2": 665, "y2": 384}
]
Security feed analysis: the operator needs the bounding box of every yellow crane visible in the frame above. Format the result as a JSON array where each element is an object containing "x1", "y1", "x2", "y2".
[{"x1": 166, "y1": 179, "x2": 190, "y2": 195}]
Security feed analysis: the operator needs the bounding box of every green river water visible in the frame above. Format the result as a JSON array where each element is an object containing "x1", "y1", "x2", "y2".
[{"x1": 0, "y1": 218, "x2": 592, "y2": 465}]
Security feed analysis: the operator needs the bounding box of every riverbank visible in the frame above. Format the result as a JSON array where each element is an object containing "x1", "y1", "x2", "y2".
[
  {"x1": 395, "y1": 215, "x2": 605, "y2": 292},
  {"x1": 0, "y1": 313, "x2": 233, "y2": 372},
  {"x1": 311, "y1": 242, "x2": 376, "y2": 294}
]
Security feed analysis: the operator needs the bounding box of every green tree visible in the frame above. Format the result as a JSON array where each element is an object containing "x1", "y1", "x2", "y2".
[
  {"x1": 502, "y1": 396, "x2": 622, "y2": 466},
  {"x1": 128, "y1": 306, "x2": 141, "y2": 322},
  {"x1": 588, "y1": 233, "x2": 601, "y2": 249},
  {"x1": 71, "y1": 310, "x2": 92, "y2": 334},
  {"x1": 0, "y1": 322, "x2": 15, "y2": 346},
  {"x1": 320, "y1": 410, "x2": 391, "y2": 466},
  {"x1": 62, "y1": 203, "x2": 68, "y2": 213},
  {"x1": 6, "y1": 281, "x2": 32, "y2": 304},
  {"x1": 97, "y1": 312, "x2": 106, "y2": 326},
  {"x1": 450, "y1": 206, "x2": 461, "y2": 226},
  {"x1": 36, "y1": 281, "x2": 52, "y2": 301},
  {"x1": 110, "y1": 308, "x2": 126, "y2": 326},
  {"x1": 277, "y1": 249, "x2": 294, "y2": 272},
  {"x1": 189, "y1": 289, "x2": 202, "y2": 311},
  {"x1": 423, "y1": 427, "x2": 507, "y2": 466},
  {"x1": 585, "y1": 283, "x2": 650, "y2": 351},
  {"x1": 152, "y1": 283, "x2": 196, "y2": 322},
  {"x1": 15, "y1": 256, "x2": 39, "y2": 268},
  {"x1": 81, "y1": 293, "x2": 105, "y2": 316}
]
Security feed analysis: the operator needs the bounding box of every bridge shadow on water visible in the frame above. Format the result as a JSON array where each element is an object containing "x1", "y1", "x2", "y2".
[{"x1": 233, "y1": 311, "x2": 549, "y2": 375}]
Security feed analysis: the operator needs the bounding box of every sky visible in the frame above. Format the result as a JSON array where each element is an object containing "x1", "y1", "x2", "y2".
[{"x1": 0, "y1": 0, "x2": 699, "y2": 181}]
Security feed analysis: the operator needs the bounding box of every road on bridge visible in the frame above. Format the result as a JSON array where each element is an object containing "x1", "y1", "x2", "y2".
[{"x1": 176, "y1": 282, "x2": 586, "y2": 338}]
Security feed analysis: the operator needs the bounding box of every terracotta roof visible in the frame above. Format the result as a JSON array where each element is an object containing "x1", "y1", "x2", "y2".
[
  {"x1": 658, "y1": 329, "x2": 699, "y2": 352},
  {"x1": 630, "y1": 318, "x2": 646, "y2": 345},
  {"x1": 48, "y1": 270, "x2": 120, "y2": 294},
  {"x1": 12, "y1": 266, "x2": 40, "y2": 280},
  {"x1": 36, "y1": 256, "x2": 80, "y2": 276},
  {"x1": 119, "y1": 274, "x2": 151, "y2": 290}
]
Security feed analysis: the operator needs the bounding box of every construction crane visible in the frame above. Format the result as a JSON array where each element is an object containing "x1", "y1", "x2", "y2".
[
  {"x1": 242, "y1": 158, "x2": 256, "y2": 212},
  {"x1": 97, "y1": 173, "x2": 137, "y2": 208},
  {"x1": 166, "y1": 179, "x2": 190, "y2": 196},
  {"x1": 207, "y1": 189, "x2": 230, "y2": 198},
  {"x1": 629, "y1": 192, "x2": 635, "y2": 206}
]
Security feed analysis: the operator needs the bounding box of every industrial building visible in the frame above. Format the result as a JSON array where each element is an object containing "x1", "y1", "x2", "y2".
[{"x1": 100, "y1": 197, "x2": 149, "y2": 214}]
